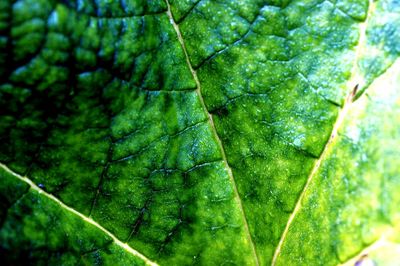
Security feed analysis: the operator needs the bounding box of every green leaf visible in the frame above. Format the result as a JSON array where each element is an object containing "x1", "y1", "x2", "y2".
[{"x1": 0, "y1": 0, "x2": 399, "y2": 265}]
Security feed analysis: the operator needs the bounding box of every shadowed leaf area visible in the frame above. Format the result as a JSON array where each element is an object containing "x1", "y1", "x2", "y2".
[{"x1": 0, "y1": 0, "x2": 399, "y2": 265}]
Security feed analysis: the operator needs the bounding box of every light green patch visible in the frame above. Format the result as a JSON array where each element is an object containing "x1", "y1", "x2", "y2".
[{"x1": 276, "y1": 60, "x2": 400, "y2": 265}]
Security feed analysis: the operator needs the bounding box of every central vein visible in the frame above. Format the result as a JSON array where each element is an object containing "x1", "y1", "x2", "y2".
[{"x1": 164, "y1": 1, "x2": 260, "y2": 265}]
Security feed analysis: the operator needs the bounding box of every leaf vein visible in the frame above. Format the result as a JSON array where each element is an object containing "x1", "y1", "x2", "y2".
[
  {"x1": 271, "y1": 1, "x2": 376, "y2": 264},
  {"x1": 0, "y1": 163, "x2": 158, "y2": 266},
  {"x1": 165, "y1": 1, "x2": 260, "y2": 265}
]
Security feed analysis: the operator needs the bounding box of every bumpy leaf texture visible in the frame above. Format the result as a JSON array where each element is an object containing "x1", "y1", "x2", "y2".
[{"x1": 0, "y1": 0, "x2": 399, "y2": 265}]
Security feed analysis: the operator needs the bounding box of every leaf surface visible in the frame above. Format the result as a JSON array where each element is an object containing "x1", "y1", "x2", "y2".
[{"x1": 0, "y1": 0, "x2": 399, "y2": 265}]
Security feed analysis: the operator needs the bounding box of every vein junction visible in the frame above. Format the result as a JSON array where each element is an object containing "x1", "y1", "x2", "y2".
[{"x1": 0, "y1": 163, "x2": 158, "y2": 266}]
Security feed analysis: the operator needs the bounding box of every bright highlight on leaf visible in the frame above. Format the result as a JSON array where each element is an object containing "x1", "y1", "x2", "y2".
[{"x1": 0, "y1": 0, "x2": 399, "y2": 265}]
